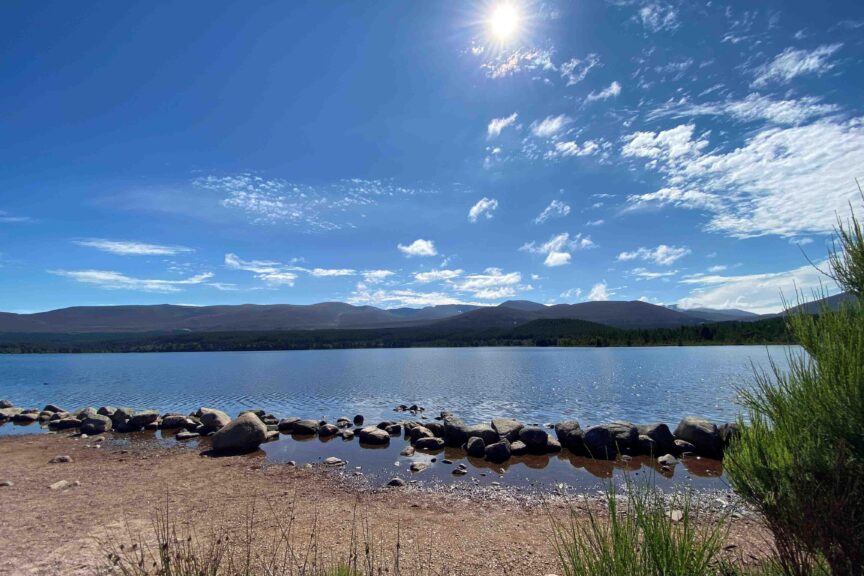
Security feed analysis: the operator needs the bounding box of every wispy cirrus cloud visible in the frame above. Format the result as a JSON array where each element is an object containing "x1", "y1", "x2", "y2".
[
  {"x1": 0, "y1": 210, "x2": 34, "y2": 223},
  {"x1": 468, "y1": 197, "x2": 498, "y2": 222},
  {"x1": 74, "y1": 239, "x2": 193, "y2": 256},
  {"x1": 560, "y1": 54, "x2": 601, "y2": 85},
  {"x1": 534, "y1": 200, "x2": 571, "y2": 224},
  {"x1": 586, "y1": 81, "x2": 622, "y2": 102},
  {"x1": 618, "y1": 244, "x2": 690, "y2": 265},
  {"x1": 413, "y1": 269, "x2": 463, "y2": 283},
  {"x1": 752, "y1": 44, "x2": 842, "y2": 87},
  {"x1": 224, "y1": 253, "x2": 298, "y2": 286},
  {"x1": 51, "y1": 269, "x2": 213, "y2": 293},
  {"x1": 648, "y1": 93, "x2": 840, "y2": 126},
  {"x1": 487, "y1": 113, "x2": 518, "y2": 138},
  {"x1": 531, "y1": 115, "x2": 572, "y2": 138}
]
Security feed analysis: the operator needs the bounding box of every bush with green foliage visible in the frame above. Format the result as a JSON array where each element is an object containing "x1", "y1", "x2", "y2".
[{"x1": 725, "y1": 195, "x2": 864, "y2": 575}]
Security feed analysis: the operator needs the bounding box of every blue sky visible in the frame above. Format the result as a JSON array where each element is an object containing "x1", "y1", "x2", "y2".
[{"x1": 1, "y1": 0, "x2": 863, "y2": 314}]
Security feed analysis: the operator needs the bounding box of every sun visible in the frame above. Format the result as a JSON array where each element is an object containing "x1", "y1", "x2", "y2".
[{"x1": 489, "y1": 3, "x2": 520, "y2": 41}]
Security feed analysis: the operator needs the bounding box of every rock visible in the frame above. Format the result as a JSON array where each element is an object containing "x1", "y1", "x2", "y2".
[
  {"x1": 12, "y1": 412, "x2": 39, "y2": 424},
  {"x1": 674, "y1": 417, "x2": 723, "y2": 458},
  {"x1": 452, "y1": 467, "x2": 468, "y2": 476},
  {"x1": 160, "y1": 414, "x2": 191, "y2": 429},
  {"x1": 385, "y1": 423, "x2": 402, "y2": 435},
  {"x1": 353, "y1": 414, "x2": 364, "y2": 426},
  {"x1": 674, "y1": 439, "x2": 695, "y2": 454},
  {"x1": 336, "y1": 417, "x2": 352, "y2": 428},
  {"x1": 277, "y1": 417, "x2": 301, "y2": 432},
  {"x1": 636, "y1": 423, "x2": 677, "y2": 455},
  {"x1": 387, "y1": 477, "x2": 406, "y2": 487},
  {"x1": 340, "y1": 429, "x2": 355, "y2": 440},
  {"x1": 323, "y1": 457, "x2": 344, "y2": 466},
  {"x1": 50, "y1": 480, "x2": 73, "y2": 490},
  {"x1": 75, "y1": 407, "x2": 98, "y2": 420},
  {"x1": 210, "y1": 412, "x2": 267, "y2": 454},
  {"x1": 80, "y1": 414, "x2": 113, "y2": 435},
  {"x1": 50, "y1": 412, "x2": 68, "y2": 421},
  {"x1": 519, "y1": 426, "x2": 549, "y2": 451},
  {"x1": 509, "y1": 440, "x2": 529, "y2": 456},
  {"x1": 176, "y1": 431, "x2": 200, "y2": 440},
  {"x1": 466, "y1": 436, "x2": 486, "y2": 457},
  {"x1": 43, "y1": 404, "x2": 64, "y2": 413},
  {"x1": 409, "y1": 425, "x2": 435, "y2": 443},
  {"x1": 97, "y1": 406, "x2": 117, "y2": 417},
  {"x1": 491, "y1": 418, "x2": 524, "y2": 441},
  {"x1": 319, "y1": 424, "x2": 340, "y2": 437},
  {"x1": 466, "y1": 424, "x2": 500, "y2": 446},
  {"x1": 198, "y1": 408, "x2": 231, "y2": 433},
  {"x1": 443, "y1": 416, "x2": 469, "y2": 447},
  {"x1": 0, "y1": 400, "x2": 12, "y2": 409},
  {"x1": 667, "y1": 509, "x2": 684, "y2": 522},
  {"x1": 292, "y1": 419, "x2": 320, "y2": 435},
  {"x1": 358, "y1": 426, "x2": 390, "y2": 445},
  {"x1": 49, "y1": 455, "x2": 73, "y2": 464},
  {"x1": 264, "y1": 430, "x2": 279, "y2": 442},
  {"x1": 48, "y1": 418, "x2": 81, "y2": 430},
  {"x1": 423, "y1": 421, "x2": 445, "y2": 437},
  {"x1": 400, "y1": 446, "x2": 416, "y2": 456},
  {"x1": 658, "y1": 454, "x2": 678, "y2": 466},
  {"x1": 38, "y1": 411, "x2": 54, "y2": 421},
  {"x1": 583, "y1": 422, "x2": 638, "y2": 459},
  {"x1": 0, "y1": 407, "x2": 22, "y2": 422},
  {"x1": 546, "y1": 435, "x2": 562, "y2": 452},
  {"x1": 376, "y1": 420, "x2": 398, "y2": 430},
  {"x1": 554, "y1": 421, "x2": 584, "y2": 452},
  {"x1": 415, "y1": 437, "x2": 445, "y2": 451},
  {"x1": 636, "y1": 435, "x2": 657, "y2": 456},
  {"x1": 394, "y1": 404, "x2": 408, "y2": 412},
  {"x1": 0, "y1": 480, "x2": 12, "y2": 487},
  {"x1": 485, "y1": 439, "x2": 511, "y2": 463},
  {"x1": 719, "y1": 422, "x2": 740, "y2": 448},
  {"x1": 409, "y1": 461, "x2": 428, "y2": 473},
  {"x1": 128, "y1": 410, "x2": 159, "y2": 429}
]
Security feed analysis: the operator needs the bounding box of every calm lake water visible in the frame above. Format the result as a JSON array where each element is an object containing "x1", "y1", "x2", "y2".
[{"x1": 0, "y1": 346, "x2": 800, "y2": 490}]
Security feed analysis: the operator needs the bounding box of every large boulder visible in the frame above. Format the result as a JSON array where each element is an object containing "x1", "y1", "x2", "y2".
[
  {"x1": 160, "y1": 414, "x2": 192, "y2": 429},
  {"x1": 554, "y1": 421, "x2": 584, "y2": 452},
  {"x1": 485, "y1": 439, "x2": 511, "y2": 463},
  {"x1": 12, "y1": 412, "x2": 39, "y2": 424},
  {"x1": 424, "y1": 421, "x2": 445, "y2": 437},
  {"x1": 409, "y1": 425, "x2": 435, "y2": 443},
  {"x1": 510, "y1": 440, "x2": 529, "y2": 456},
  {"x1": 291, "y1": 419, "x2": 320, "y2": 435},
  {"x1": 43, "y1": 404, "x2": 64, "y2": 413},
  {"x1": 211, "y1": 413, "x2": 267, "y2": 454},
  {"x1": 277, "y1": 417, "x2": 301, "y2": 432},
  {"x1": 491, "y1": 418, "x2": 523, "y2": 442},
  {"x1": 48, "y1": 417, "x2": 81, "y2": 430},
  {"x1": 97, "y1": 406, "x2": 117, "y2": 417},
  {"x1": 0, "y1": 407, "x2": 23, "y2": 422},
  {"x1": 358, "y1": 426, "x2": 390, "y2": 445},
  {"x1": 198, "y1": 408, "x2": 231, "y2": 433},
  {"x1": 415, "y1": 437, "x2": 445, "y2": 451},
  {"x1": 0, "y1": 400, "x2": 13, "y2": 409},
  {"x1": 466, "y1": 436, "x2": 486, "y2": 457},
  {"x1": 518, "y1": 426, "x2": 549, "y2": 451},
  {"x1": 636, "y1": 423, "x2": 677, "y2": 456},
  {"x1": 110, "y1": 407, "x2": 137, "y2": 429},
  {"x1": 674, "y1": 417, "x2": 723, "y2": 458},
  {"x1": 443, "y1": 416, "x2": 469, "y2": 447},
  {"x1": 583, "y1": 422, "x2": 638, "y2": 459},
  {"x1": 128, "y1": 410, "x2": 160, "y2": 429},
  {"x1": 81, "y1": 414, "x2": 113, "y2": 435},
  {"x1": 319, "y1": 424, "x2": 340, "y2": 437},
  {"x1": 465, "y1": 424, "x2": 500, "y2": 446}
]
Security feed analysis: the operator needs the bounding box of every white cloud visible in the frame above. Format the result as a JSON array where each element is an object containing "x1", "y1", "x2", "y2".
[
  {"x1": 531, "y1": 115, "x2": 572, "y2": 138},
  {"x1": 534, "y1": 200, "x2": 571, "y2": 224},
  {"x1": 630, "y1": 267, "x2": 678, "y2": 280},
  {"x1": 624, "y1": 118, "x2": 864, "y2": 237},
  {"x1": 560, "y1": 288, "x2": 583, "y2": 299},
  {"x1": 480, "y1": 48, "x2": 556, "y2": 79},
  {"x1": 487, "y1": 113, "x2": 518, "y2": 138},
  {"x1": 74, "y1": 239, "x2": 193, "y2": 256},
  {"x1": 349, "y1": 287, "x2": 481, "y2": 308},
  {"x1": 468, "y1": 197, "x2": 499, "y2": 222},
  {"x1": 586, "y1": 219, "x2": 605, "y2": 226},
  {"x1": 707, "y1": 264, "x2": 728, "y2": 273},
  {"x1": 588, "y1": 282, "x2": 610, "y2": 301},
  {"x1": 638, "y1": 3, "x2": 679, "y2": 32},
  {"x1": 586, "y1": 81, "x2": 622, "y2": 102},
  {"x1": 752, "y1": 44, "x2": 842, "y2": 87},
  {"x1": 398, "y1": 239, "x2": 438, "y2": 257},
  {"x1": 309, "y1": 268, "x2": 355, "y2": 277},
  {"x1": 560, "y1": 54, "x2": 601, "y2": 85},
  {"x1": 521, "y1": 232, "x2": 595, "y2": 267},
  {"x1": 414, "y1": 269, "x2": 463, "y2": 283},
  {"x1": 454, "y1": 268, "x2": 527, "y2": 300},
  {"x1": 618, "y1": 244, "x2": 691, "y2": 266},
  {"x1": 678, "y1": 261, "x2": 836, "y2": 314},
  {"x1": 51, "y1": 270, "x2": 213, "y2": 293},
  {"x1": 649, "y1": 94, "x2": 840, "y2": 126},
  {"x1": 548, "y1": 139, "x2": 602, "y2": 158},
  {"x1": 362, "y1": 270, "x2": 395, "y2": 284},
  {"x1": 224, "y1": 253, "x2": 298, "y2": 286},
  {"x1": 0, "y1": 210, "x2": 33, "y2": 223}
]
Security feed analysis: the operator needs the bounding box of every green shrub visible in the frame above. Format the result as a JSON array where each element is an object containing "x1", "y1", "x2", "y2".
[{"x1": 725, "y1": 194, "x2": 864, "y2": 575}]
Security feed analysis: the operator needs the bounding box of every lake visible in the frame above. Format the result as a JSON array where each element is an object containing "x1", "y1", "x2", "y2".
[{"x1": 0, "y1": 346, "x2": 799, "y2": 490}]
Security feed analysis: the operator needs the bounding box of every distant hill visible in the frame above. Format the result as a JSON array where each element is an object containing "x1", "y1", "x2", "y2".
[{"x1": 668, "y1": 305, "x2": 760, "y2": 323}]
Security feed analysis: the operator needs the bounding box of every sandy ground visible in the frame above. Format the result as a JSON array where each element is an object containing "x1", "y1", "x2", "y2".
[{"x1": 0, "y1": 433, "x2": 773, "y2": 576}]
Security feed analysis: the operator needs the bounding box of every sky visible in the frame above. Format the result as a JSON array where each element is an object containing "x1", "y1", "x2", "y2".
[{"x1": 1, "y1": 0, "x2": 863, "y2": 314}]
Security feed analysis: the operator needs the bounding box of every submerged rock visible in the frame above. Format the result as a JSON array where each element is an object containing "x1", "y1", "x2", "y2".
[
  {"x1": 358, "y1": 426, "x2": 390, "y2": 445},
  {"x1": 211, "y1": 412, "x2": 267, "y2": 454},
  {"x1": 291, "y1": 419, "x2": 320, "y2": 435},
  {"x1": 415, "y1": 437, "x2": 445, "y2": 451},
  {"x1": 277, "y1": 417, "x2": 301, "y2": 432}
]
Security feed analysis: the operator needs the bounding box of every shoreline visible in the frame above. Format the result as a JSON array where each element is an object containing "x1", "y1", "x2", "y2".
[{"x1": 0, "y1": 432, "x2": 769, "y2": 575}]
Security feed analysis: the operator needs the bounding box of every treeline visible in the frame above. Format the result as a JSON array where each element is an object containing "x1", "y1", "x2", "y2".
[{"x1": 0, "y1": 316, "x2": 792, "y2": 354}]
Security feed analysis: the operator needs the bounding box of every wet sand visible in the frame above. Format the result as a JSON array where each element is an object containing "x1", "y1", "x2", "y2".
[{"x1": 0, "y1": 433, "x2": 773, "y2": 576}]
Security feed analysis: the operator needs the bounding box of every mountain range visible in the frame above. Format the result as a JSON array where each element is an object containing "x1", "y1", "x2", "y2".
[{"x1": 0, "y1": 299, "x2": 783, "y2": 334}]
